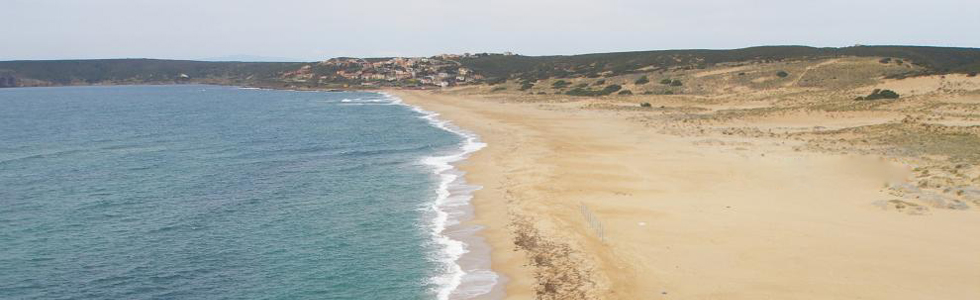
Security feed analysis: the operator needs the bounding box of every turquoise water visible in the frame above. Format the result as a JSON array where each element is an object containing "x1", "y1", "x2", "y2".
[{"x1": 0, "y1": 85, "x2": 481, "y2": 299}]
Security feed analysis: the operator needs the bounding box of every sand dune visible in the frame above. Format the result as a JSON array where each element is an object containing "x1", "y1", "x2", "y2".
[{"x1": 393, "y1": 88, "x2": 980, "y2": 299}]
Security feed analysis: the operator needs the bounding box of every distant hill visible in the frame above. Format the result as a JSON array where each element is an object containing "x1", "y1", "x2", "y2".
[
  {"x1": 458, "y1": 46, "x2": 980, "y2": 82},
  {"x1": 0, "y1": 59, "x2": 304, "y2": 87},
  {"x1": 200, "y1": 55, "x2": 308, "y2": 62},
  {"x1": 1, "y1": 46, "x2": 978, "y2": 88}
]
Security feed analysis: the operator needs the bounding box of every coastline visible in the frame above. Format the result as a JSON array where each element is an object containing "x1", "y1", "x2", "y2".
[
  {"x1": 391, "y1": 91, "x2": 538, "y2": 299},
  {"x1": 386, "y1": 93, "x2": 506, "y2": 300},
  {"x1": 390, "y1": 89, "x2": 980, "y2": 299},
  {"x1": 13, "y1": 84, "x2": 977, "y2": 299}
]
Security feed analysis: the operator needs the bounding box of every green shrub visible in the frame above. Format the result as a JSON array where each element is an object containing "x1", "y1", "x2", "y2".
[
  {"x1": 618, "y1": 89, "x2": 633, "y2": 95},
  {"x1": 879, "y1": 58, "x2": 892, "y2": 64},
  {"x1": 552, "y1": 80, "x2": 571, "y2": 88},
  {"x1": 487, "y1": 77, "x2": 507, "y2": 85},
  {"x1": 776, "y1": 71, "x2": 789, "y2": 78},
  {"x1": 575, "y1": 83, "x2": 588, "y2": 88},
  {"x1": 564, "y1": 84, "x2": 623, "y2": 96},
  {"x1": 669, "y1": 80, "x2": 682, "y2": 86},
  {"x1": 660, "y1": 78, "x2": 672, "y2": 85},
  {"x1": 874, "y1": 89, "x2": 899, "y2": 99},
  {"x1": 635, "y1": 75, "x2": 650, "y2": 85},
  {"x1": 519, "y1": 82, "x2": 534, "y2": 91},
  {"x1": 594, "y1": 79, "x2": 605, "y2": 85},
  {"x1": 601, "y1": 84, "x2": 622, "y2": 94},
  {"x1": 640, "y1": 102, "x2": 652, "y2": 107},
  {"x1": 642, "y1": 91, "x2": 654, "y2": 95},
  {"x1": 565, "y1": 88, "x2": 593, "y2": 96},
  {"x1": 490, "y1": 86, "x2": 507, "y2": 92},
  {"x1": 856, "y1": 89, "x2": 899, "y2": 100}
]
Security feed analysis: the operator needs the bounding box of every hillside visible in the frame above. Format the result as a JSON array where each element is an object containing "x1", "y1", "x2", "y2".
[
  {"x1": 1, "y1": 46, "x2": 978, "y2": 89},
  {"x1": 0, "y1": 59, "x2": 304, "y2": 88},
  {"x1": 459, "y1": 46, "x2": 980, "y2": 82}
]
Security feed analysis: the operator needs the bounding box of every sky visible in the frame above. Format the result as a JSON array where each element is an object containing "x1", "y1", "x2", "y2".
[{"x1": 3, "y1": 0, "x2": 979, "y2": 61}]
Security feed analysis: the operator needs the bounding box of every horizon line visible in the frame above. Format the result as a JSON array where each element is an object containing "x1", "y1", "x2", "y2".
[{"x1": 3, "y1": 44, "x2": 980, "y2": 63}]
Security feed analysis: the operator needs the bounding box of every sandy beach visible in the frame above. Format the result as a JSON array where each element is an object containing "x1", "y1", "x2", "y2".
[
  {"x1": 392, "y1": 84, "x2": 980, "y2": 299},
  {"x1": 7, "y1": 1, "x2": 980, "y2": 299}
]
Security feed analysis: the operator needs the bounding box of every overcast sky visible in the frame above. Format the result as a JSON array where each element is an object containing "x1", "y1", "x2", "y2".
[{"x1": 3, "y1": 0, "x2": 978, "y2": 61}]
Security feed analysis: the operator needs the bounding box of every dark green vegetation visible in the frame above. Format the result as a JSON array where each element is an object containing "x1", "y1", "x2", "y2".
[
  {"x1": 0, "y1": 59, "x2": 303, "y2": 87},
  {"x1": 458, "y1": 46, "x2": 980, "y2": 82},
  {"x1": 776, "y1": 71, "x2": 789, "y2": 77},
  {"x1": 552, "y1": 80, "x2": 571, "y2": 89},
  {"x1": 855, "y1": 89, "x2": 900, "y2": 100},
  {"x1": 3, "y1": 46, "x2": 980, "y2": 88},
  {"x1": 634, "y1": 75, "x2": 649, "y2": 85},
  {"x1": 566, "y1": 84, "x2": 622, "y2": 96},
  {"x1": 519, "y1": 81, "x2": 535, "y2": 91},
  {"x1": 642, "y1": 90, "x2": 675, "y2": 95}
]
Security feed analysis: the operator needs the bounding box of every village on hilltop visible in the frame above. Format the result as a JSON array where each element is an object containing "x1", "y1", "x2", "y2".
[{"x1": 280, "y1": 52, "x2": 515, "y2": 88}]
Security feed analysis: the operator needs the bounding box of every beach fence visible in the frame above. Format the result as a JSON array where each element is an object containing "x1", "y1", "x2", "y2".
[{"x1": 580, "y1": 202, "x2": 605, "y2": 242}]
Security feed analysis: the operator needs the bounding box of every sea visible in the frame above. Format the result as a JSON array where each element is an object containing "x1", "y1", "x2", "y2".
[{"x1": 0, "y1": 85, "x2": 498, "y2": 300}]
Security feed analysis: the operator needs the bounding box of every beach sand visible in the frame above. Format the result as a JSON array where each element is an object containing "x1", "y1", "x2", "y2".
[{"x1": 392, "y1": 89, "x2": 980, "y2": 300}]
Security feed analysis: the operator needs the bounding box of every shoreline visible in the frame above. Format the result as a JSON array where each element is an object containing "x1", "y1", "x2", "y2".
[
  {"x1": 390, "y1": 88, "x2": 980, "y2": 299},
  {"x1": 390, "y1": 91, "x2": 538, "y2": 299},
  {"x1": 391, "y1": 90, "x2": 615, "y2": 299},
  {"x1": 387, "y1": 93, "x2": 505, "y2": 300},
  {"x1": 17, "y1": 84, "x2": 978, "y2": 298}
]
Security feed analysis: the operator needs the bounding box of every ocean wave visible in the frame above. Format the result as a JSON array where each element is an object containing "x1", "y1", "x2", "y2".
[
  {"x1": 0, "y1": 148, "x2": 89, "y2": 166},
  {"x1": 336, "y1": 144, "x2": 434, "y2": 158},
  {"x1": 383, "y1": 92, "x2": 499, "y2": 300},
  {"x1": 336, "y1": 103, "x2": 393, "y2": 106},
  {"x1": 337, "y1": 97, "x2": 400, "y2": 105}
]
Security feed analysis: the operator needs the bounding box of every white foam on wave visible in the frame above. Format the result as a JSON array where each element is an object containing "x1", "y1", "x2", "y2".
[
  {"x1": 237, "y1": 86, "x2": 318, "y2": 92},
  {"x1": 337, "y1": 97, "x2": 401, "y2": 105},
  {"x1": 379, "y1": 92, "x2": 500, "y2": 300}
]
